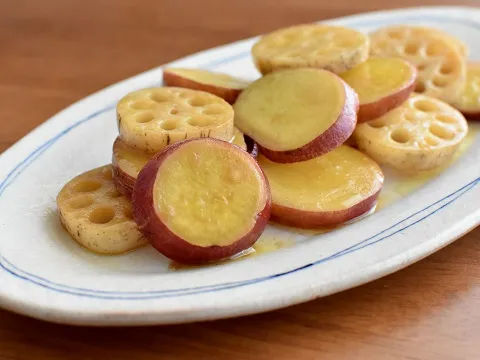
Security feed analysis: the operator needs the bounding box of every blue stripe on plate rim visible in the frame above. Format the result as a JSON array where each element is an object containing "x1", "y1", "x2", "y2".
[{"x1": 0, "y1": 13, "x2": 479, "y2": 300}]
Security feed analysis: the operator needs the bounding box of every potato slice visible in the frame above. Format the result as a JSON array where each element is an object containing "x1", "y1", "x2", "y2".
[
  {"x1": 354, "y1": 94, "x2": 468, "y2": 171},
  {"x1": 132, "y1": 138, "x2": 271, "y2": 264},
  {"x1": 234, "y1": 68, "x2": 358, "y2": 163},
  {"x1": 117, "y1": 87, "x2": 234, "y2": 154},
  {"x1": 258, "y1": 146, "x2": 384, "y2": 229},
  {"x1": 56, "y1": 165, "x2": 147, "y2": 254},
  {"x1": 452, "y1": 63, "x2": 480, "y2": 120},
  {"x1": 369, "y1": 25, "x2": 466, "y2": 103},
  {"x1": 252, "y1": 24, "x2": 369, "y2": 74},
  {"x1": 112, "y1": 128, "x2": 252, "y2": 198},
  {"x1": 340, "y1": 58, "x2": 417, "y2": 122},
  {"x1": 163, "y1": 68, "x2": 250, "y2": 104}
]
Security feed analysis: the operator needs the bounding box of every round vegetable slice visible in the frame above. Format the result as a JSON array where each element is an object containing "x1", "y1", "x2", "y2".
[
  {"x1": 56, "y1": 165, "x2": 146, "y2": 254},
  {"x1": 234, "y1": 68, "x2": 358, "y2": 163},
  {"x1": 369, "y1": 25, "x2": 466, "y2": 103},
  {"x1": 132, "y1": 138, "x2": 271, "y2": 264},
  {"x1": 354, "y1": 94, "x2": 468, "y2": 171},
  {"x1": 162, "y1": 68, "x2": 250, "y2": 104},
  {"x1": 340, "y1": 57, "x2": 417, "y2": 122},
  {"x1": 452, "y1": 62, "x2": 480, "y2": 120},
  {"x1": 117, "y1": 87, "x2": 234, "y2": 154},
  {"x1": 252, "y1": 24, "x2": 369, "y2": 74},
  {"x1": 257, "y1": 146, "x2": 384, "y2": 229}
]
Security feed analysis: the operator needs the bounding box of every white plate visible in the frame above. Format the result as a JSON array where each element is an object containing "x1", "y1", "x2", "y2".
[{"x1": 0, "y1": 6, "x2": 479, "y2": 326}]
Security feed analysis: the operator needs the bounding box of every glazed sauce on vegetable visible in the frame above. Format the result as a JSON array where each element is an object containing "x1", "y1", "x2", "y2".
[{"x1": 169, "y1": 123, "x2": 478, "y2": 270}]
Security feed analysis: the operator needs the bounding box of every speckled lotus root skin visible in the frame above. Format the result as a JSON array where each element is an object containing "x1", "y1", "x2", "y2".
[
  {"x1": 369, "y1": 25, "x2": 467, "y2": 104},
  {"x1": 117, "y1": 87, "x2": 234, "y2": 154},
  {"x1": 56, "y1": 165, "x2": 146, "y2": 254},
  {"x1": 252, "y1": 24, "x2": 369, "y2": 74},
  {"x1": 354, "y1": 94, "x2": 468, "y2": 171}
]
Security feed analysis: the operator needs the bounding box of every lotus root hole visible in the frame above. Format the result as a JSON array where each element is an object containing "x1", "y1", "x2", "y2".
[
  {"x1": 160, "y1": 120, "x2": 178, "y2": 130},
  {"x1": 436, "y1": 114, "x2": 457, "y2": 124},
  {"x1": 417, "y1": 63, "x2": 427, "y2": 71},
  {"x1": 203, "y1": 105, "x2": 225, "y2": 115},
  {"x1": 69, "y1": 196, "x2": 94, "y2": 209},
  {"x1": 107, "y1": 189, "x2": 122, "y2": 198},
  {"x1": 388, "y1": 30, "x2": 403, "y2": 39},
  {"x1": 136, "y1": 112, "x2": 155, "y2": 123},
  {"x1": 390, "y1": 128, "x2": 411, "y2": 144},
  {"x1": 415, "y1": 82, "x2": 426, "y2": 93},
  {"x1": 150, "y1": 92, "x2": 171, "y2": 103},
  {"x1": 130, "y1": 101, "x2": 153, "y2": 110},
  {"x1": 188, "y1": 97, "x2": 208, "y2": 107},
  {"x1": 430, "y1": 124, "x2": 455, "y2": 140},
  {"x1": 368, "y1": 119, "x2": 386, "y2": 128},
  {"x1": 425, "y1": 136, "x2": 440, "y2": 147},
  {"x1": 432, "y1": 76, "x2": 448, "y2": 88},
  {"x1": 426, "y1": 43, "x2": 443, "y2": 56},
  {"x1": 440, "y1": 64, "x2": 453, "y2": 75},
  {"x1": 414, "y1": 99, "x2": 439, "y2": 112},
  {"x1": 73, "y1": 180, "x2": 102, "y2": 193},
  {"x1": 188, "y1": 116, "x2": 213, "y2": 127},
  {"x1": 404, "y1": 43, "x2": 419, "y2": 55},
  {"x1": 404, "y1": 112, "x2": 417, "y2": 122},
  {"x1": 124, "y1": 206, "x2": 133, "y2": 220},
  {"x1": 89, "y1": 206, "x2": 115, "y2": 224}
]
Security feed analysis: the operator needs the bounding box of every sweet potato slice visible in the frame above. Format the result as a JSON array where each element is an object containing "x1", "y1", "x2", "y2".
[
  {"x1": 258, "y1": 146, "x2": 384, "y2": 229},
  {"x1": 340, "y1": 57, "x2": 416, "y2": 122},
  {"x1": 234, "y1": 68, "x2": 358, "y2": 163},
  {"x1": 163, "y1": 68, "x2": 249, "y2": 104},
  {"x1": 132, "y1": 138, "x2": 271, "y2": 264}
]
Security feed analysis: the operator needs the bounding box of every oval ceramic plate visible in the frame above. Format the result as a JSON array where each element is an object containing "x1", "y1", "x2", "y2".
[{"x1": 0, "y1": 6, "x2": 479, "y2": 326}]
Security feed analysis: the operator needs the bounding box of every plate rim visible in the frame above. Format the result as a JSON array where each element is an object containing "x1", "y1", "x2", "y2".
[{"x1": 0, "y1": 5, "x2": 479, "y2": 325}]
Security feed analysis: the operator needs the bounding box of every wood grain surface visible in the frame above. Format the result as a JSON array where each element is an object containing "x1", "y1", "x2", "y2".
[{"x1": 1, "y1": 1, "x2": 479, "y2": 359}]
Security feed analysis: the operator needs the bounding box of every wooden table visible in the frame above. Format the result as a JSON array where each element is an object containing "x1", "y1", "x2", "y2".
[{"x1": 1, "y1": 1, "x2": 479, "y2": 359}]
